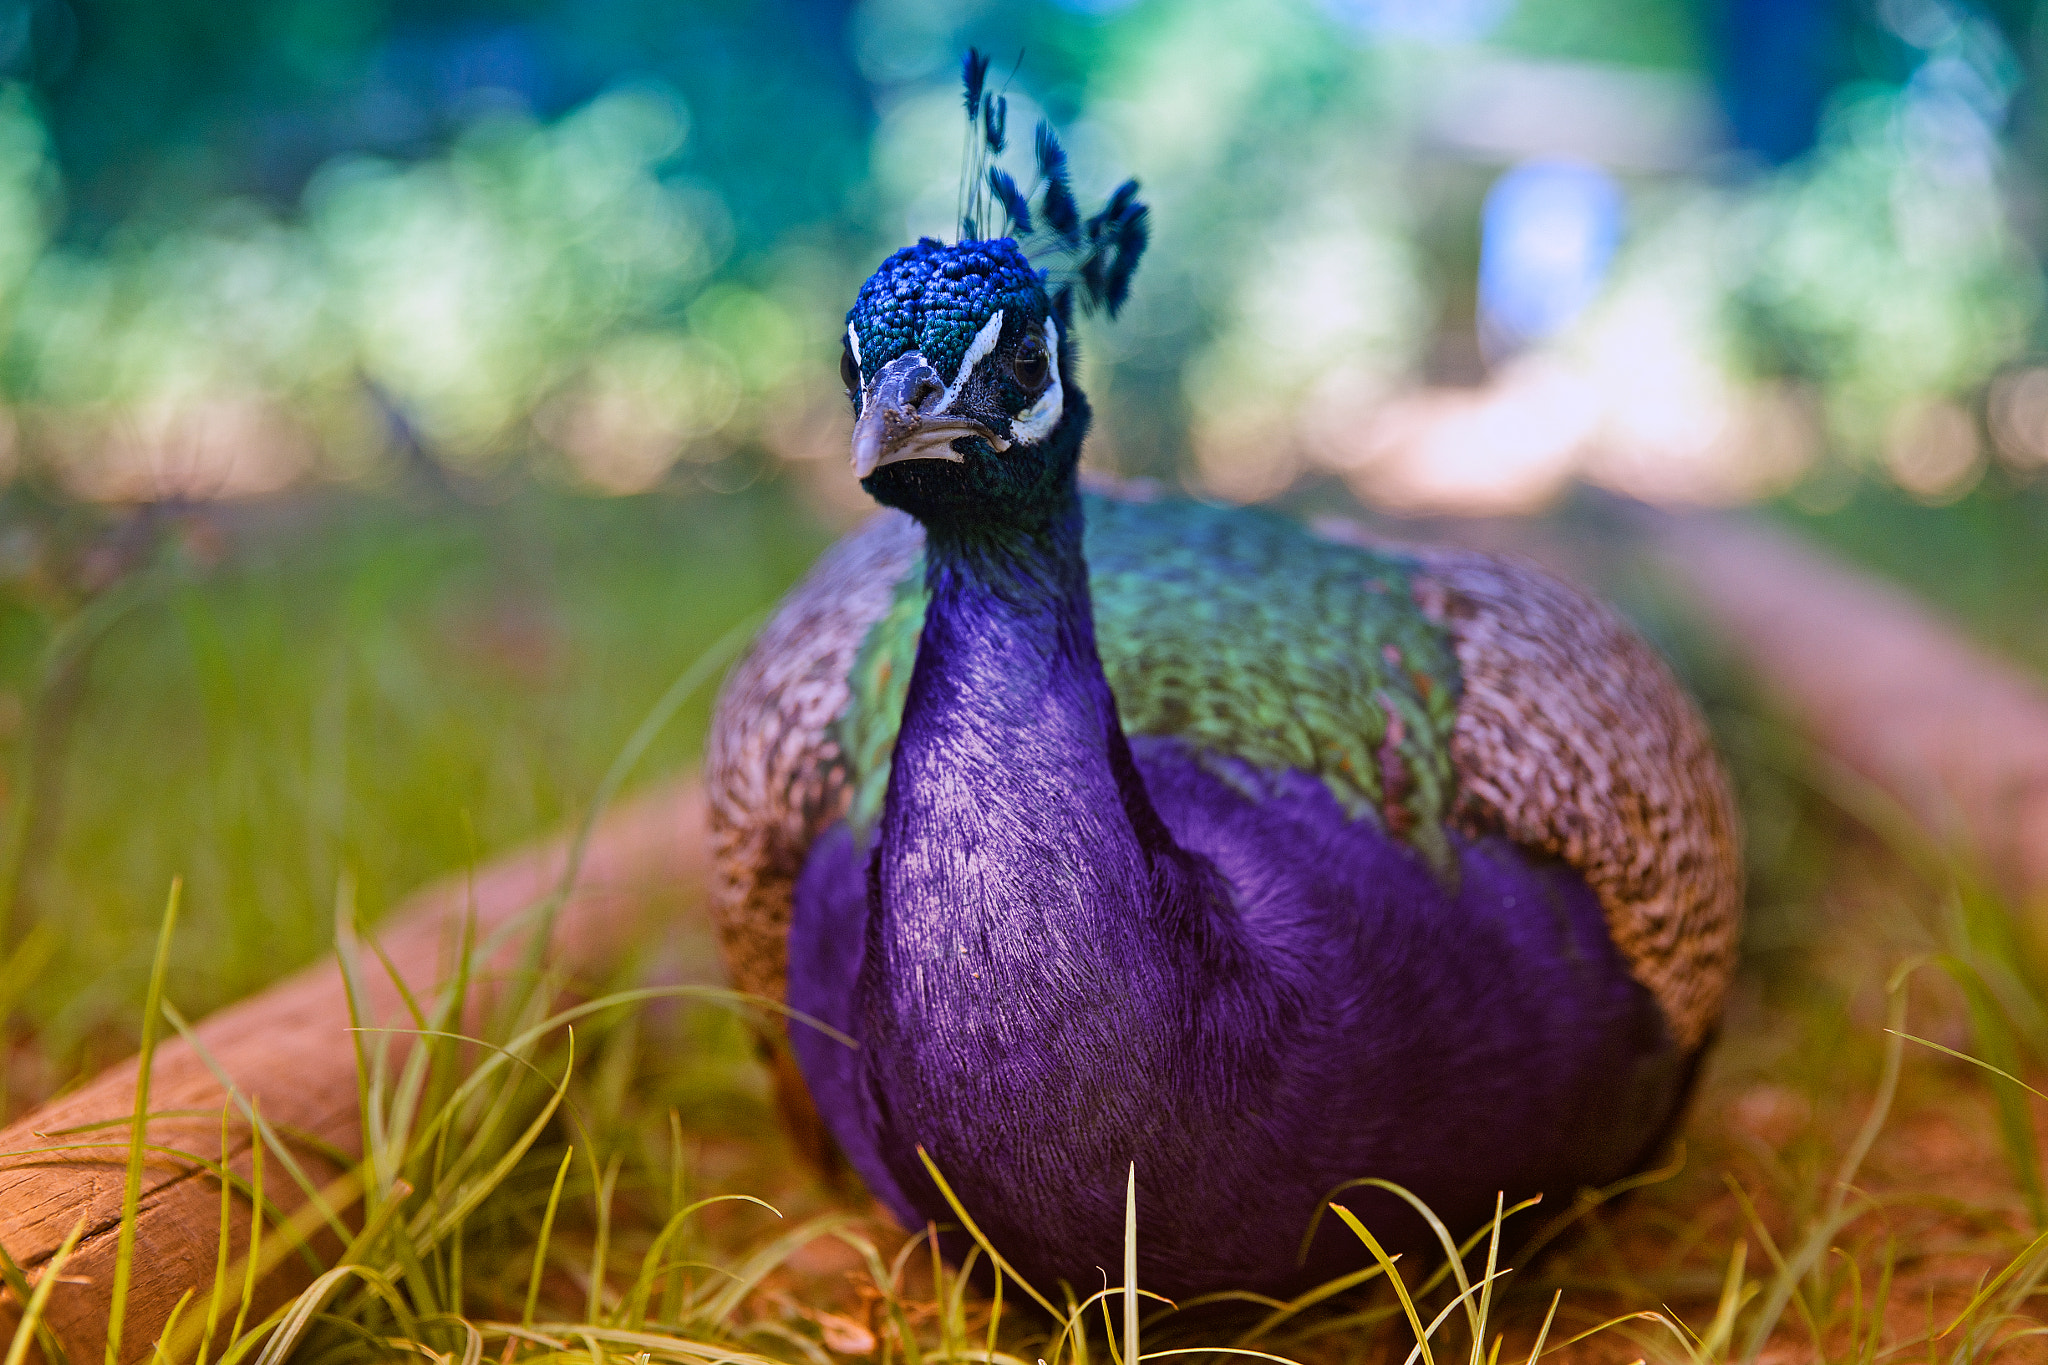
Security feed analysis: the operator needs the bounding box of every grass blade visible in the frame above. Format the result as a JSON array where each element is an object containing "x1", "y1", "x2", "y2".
[
  {"x1": 1524, "y1": 1291, "x2": 1560, "y2": 1365},
  {"x1": 6, "y1": 1218, "x2": 87, "y2": 1365},
  {"x1": 1124, "y1": 1164, "x2": 1138, "y2": 1365},
  {"x1": 148, "y1": 1289, "x2": 194, "y2": 1365},
  {"x1": 1937, "y1": 956, "x2": 2048, "y2": 1227},
  {"x1": 195, "y1": 1102, "x2": 235, "y2": 1365},
  {"x1": 108, "y1": 877, "x2": 182, "y2": 1365},
  {"x1": 524, "y1": 1146, "x2": 575, "y2": 1327},
  {"x1": 0, "y1": 1238, "x2": 68, "y2": 1365},
  {"x1": 1330, "y1": 1205, "x2": 1431, "y2": 1365},
  {"x1": 915, "y1": 1147, "x2": 1061, "y2": 1319},
  {"x1": 588, "y1": 1150, "x2": 621, "y2": 1324}
]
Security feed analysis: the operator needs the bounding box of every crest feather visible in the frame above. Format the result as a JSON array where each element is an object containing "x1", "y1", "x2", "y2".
[
  {"x1": 988, "y1": 168, "x2": 1033, "y2": 234},
  {"x1": 982, "y1": 94, "x2": 1008, "y2": 154},
  {"x1": 962, "y1": 50, "x2": 992, "y2": 118},
  {"x1": 952, "y1": 49, "x2": 1150, "y2": 321}
]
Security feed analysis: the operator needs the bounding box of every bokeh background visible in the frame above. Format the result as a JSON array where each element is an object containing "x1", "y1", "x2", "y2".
[{"x1": 2, "y1": 0, "x2": 2047, "y2": 1105}]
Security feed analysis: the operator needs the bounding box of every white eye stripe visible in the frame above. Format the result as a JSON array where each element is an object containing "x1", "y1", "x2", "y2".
[
  {"x1": 932, "y1": 310, "x2": 1006, "y2": 415},
  {"x1": 1010, "y1": 317, "x2": 1063, "y2": 444},
  {"x1": 846, "y1": 323, "x2": 862, "y2": 371}
]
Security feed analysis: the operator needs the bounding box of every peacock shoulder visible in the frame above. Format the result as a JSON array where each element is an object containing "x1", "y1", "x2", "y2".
[{"x1": 1322, "y1": 523, "x2": 1742, "y2": 1050}]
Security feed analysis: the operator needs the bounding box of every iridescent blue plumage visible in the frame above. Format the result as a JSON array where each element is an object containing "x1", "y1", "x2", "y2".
[
  {"x1": 982, "y1": 93, "x2": 1007, "y2": 155},
  {"x1": 846, "y1": 239, "x2": 1045, "y2": 393}
]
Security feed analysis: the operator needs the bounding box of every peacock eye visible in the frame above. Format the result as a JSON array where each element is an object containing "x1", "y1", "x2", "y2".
[
  {"x1": 1011, "y1": 334, "x2": 1049, "y2": 392},
  {"x1": 840, "y1": 343, "x2": 860, "y2": 397}
]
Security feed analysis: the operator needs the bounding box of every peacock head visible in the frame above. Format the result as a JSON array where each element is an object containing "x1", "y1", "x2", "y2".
[
  {"x1": 842, "y1": 51, "x2": 1147, "y2": 530},
  {"x1": 844, "y1": 238, "x2": 1079, "y2": 525}
]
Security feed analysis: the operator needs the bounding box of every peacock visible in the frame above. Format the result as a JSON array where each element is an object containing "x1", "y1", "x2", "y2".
[{"x1": 705, "y1": 54, "x2": 1741, "y2": 1300}]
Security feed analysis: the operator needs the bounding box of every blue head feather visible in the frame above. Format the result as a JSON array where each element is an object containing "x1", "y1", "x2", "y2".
[
  {"x1": 846, "y1": 238, "x2": 1047, "y2": 393},
  {"x1": 1033, "y1": 122, "x2": 1080, "y2": 244},
  {"x1": 843, "y1": 236, "x2": 1083, "y2": 527},
  {"x1": 1042, "y1": 179, "x2": 1080, "y2": 242},
  {"x1": 1088, "y1": 179, "x2": 1140, "y2": 241},
  {"x1": 1102, "y1": 204, "x2": 1148, "y2": 316}
]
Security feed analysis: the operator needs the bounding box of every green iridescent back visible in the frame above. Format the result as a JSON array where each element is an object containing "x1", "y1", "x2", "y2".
[{"x1": 835, "y1": 494, "x2": 1466, "y2": 868}]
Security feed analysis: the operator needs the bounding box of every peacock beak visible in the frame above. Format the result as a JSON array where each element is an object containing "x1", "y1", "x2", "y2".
[{"x1": 851, "y1": 351, "x2": 1009, "y2": 479}]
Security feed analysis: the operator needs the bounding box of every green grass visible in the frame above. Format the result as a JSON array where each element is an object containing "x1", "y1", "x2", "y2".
[
  {"x1": 0, "y1": 478, "x2": 831, "y2": 1089},
  {"x1": 16, "y1": 709, "x2": 2048, "y2": 1365},
  {"x1": 9, "y1": 475, "x2": 2048, "y2": 1364}
]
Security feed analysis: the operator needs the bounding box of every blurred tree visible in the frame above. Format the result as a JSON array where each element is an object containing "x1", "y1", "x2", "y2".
[{"x1": 20, "y1": 0, "x2": 872, "y2": 255}]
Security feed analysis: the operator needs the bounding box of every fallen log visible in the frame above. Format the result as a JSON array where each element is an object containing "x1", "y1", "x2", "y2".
[
  {"x1": 1651, "y1": 515, "x2": 2048, "y2": 907},
  {"x1": 0, "y1": 780, "x2": 710, "y2": 1364}
]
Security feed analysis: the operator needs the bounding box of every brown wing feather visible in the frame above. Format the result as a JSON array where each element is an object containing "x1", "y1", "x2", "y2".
[{"x1": 1409, "y1": 545, "x2": 1741, "y2": 1050}]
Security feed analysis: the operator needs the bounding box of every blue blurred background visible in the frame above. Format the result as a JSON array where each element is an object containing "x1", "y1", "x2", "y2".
[
  {"x1": 0, "y1": 0, "x2": 2040, "y2": 509},
  {"x1": 8, "y1": 0, "x2": 2048, "y2": 1091}
]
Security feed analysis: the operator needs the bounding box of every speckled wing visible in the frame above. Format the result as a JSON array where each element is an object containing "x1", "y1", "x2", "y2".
[
  {"x1": 706, "y1": 491, "x2": 1740, "y2": 1052},
  {"x1": 1309, "y1": 518, "x2": 1741, "y2": 1048}
]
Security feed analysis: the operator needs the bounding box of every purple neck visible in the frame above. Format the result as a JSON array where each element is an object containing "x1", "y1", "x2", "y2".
[{"x1": 871, "y1": 487, "x2": 1229, "y2": 1001}]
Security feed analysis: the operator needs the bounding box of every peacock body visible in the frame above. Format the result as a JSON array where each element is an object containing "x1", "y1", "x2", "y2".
[{"x1": 704, "y1": 65, "x2": 1740, "y2": 1300}]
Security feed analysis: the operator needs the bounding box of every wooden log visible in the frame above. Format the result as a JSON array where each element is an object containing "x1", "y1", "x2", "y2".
[
  {"x1": 0, "y1": 780, "x2": 711, "y2": 1364},
  {"x1": 1651, "y1": 515, "x2": 2048, "y2": 906}
]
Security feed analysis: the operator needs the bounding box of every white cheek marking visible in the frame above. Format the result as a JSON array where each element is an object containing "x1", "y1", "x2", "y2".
[
  {"x1": 1009, "y1": 317, "x2": 1063, "y2": 444},
  {"x1": 932, "y1": 310, "x2": 1005, "y2": 415},
  {"x1": 846, "y1": 322, "x2": 862, "y2": 371}
]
